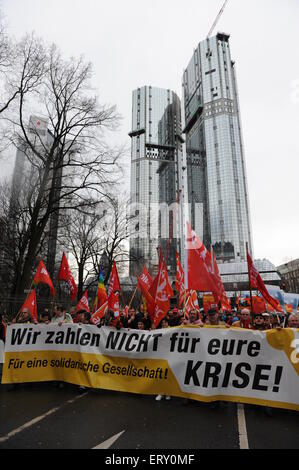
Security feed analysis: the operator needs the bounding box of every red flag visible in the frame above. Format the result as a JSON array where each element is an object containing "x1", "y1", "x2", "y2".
[
  {"x1": 108, "y1": 291, "x2": 120, "y2": 320},
  {"x1": 203, "y1": 294, "x2": 218, "y2": 315},
  {"x1": 176, "y1": 252, "x2": 187, "y2": 306},
  {"x1": 153, "y1": 259, "x2": 174, "y2": 328},
  {"x1": 77, "y1": 290, "x2": 90, "y2": 313},
  {"x1": 21, "y1": 289, "x2": 38, "y2": 323},
  {"x1": 149, "y1": 273, "x2": 159, "y2": 300},
  {"x1": 108, "y1": 261, "x2": 121, "y2": 296},
  {"x1": 285, "y1": 304, "x2": 293, "y2": 314},
  {"x1": 138, "y1": 267, "x2": 153, "y2": 290},
  {"x1": 90, "y1": 301, "x2": 108, "y2": 325},
  {"x1": 187, "y1": 223, "x2": 218, "y2": 294},
  {"x1": 252, "y1": 296, "x2": 266, "y2": 314},
  {"x1": 33, "y1": 260, "x2": 55, "y2": 297},
  {"x1": 184, "y1": 290, "x2": 201, "y2": 319},
  {"x1": 211, "y1": 247, "x2": 231, "y2": 312},
  {"x1": 137, "y1": 275, "x2": 155, "y2": 319},
  {"x1": 123, "y1": 306, "x2": 129, "y2": 318},
  {"x1": 246, "y1": 247, "x2": 282, "y2": 312},
  {"x1": 58, "y1": 253, "x2": 78, "y2": 302},
  {"x1": 148, "y1": 250, "x2": 163, "y2": 299}
]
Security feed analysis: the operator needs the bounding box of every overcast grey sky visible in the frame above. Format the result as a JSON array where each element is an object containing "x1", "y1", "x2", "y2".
[{"x1": 1, "y1": 0, "x2": 298, "y2": 267}]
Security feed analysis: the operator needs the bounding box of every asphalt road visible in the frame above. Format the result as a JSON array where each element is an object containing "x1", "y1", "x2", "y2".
[{"x1": 0, "y1": 380, "x2": 298, "y2": 450}]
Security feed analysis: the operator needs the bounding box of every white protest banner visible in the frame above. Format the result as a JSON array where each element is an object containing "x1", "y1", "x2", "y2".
[
  {"x1": 0, "y1": 340, "x2": 4, "y2": 364},
  {"x1": 2, "y1": 324, "x2": 299, "y2": 411}
]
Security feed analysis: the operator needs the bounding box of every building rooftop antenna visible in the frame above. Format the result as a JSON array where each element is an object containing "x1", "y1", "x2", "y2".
[{"x1": 207, "y1": 0, "x2": 229, "y2": 39}]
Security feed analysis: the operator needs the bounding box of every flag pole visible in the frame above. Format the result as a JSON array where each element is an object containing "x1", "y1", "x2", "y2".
[
  {"x1": 246, "y1": 242, "x2": 254, "y2": 323},
  {"x1": 128, "y1": 285, "x2": 138, "y2": 309},
  {"x1": 14, "y1": 274, "x2": 35, "y2": 322}
]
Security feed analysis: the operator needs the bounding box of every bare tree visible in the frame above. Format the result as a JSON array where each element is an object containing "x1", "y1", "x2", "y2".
[
  {"x1": 0, "y1": 29, "x2": 46, "y2": 116},
  {"x1": 90, "y1": 195, "x2": 135, "y2": 284},
  {"x1": 4, "y1": 39, "x2": 123, "y2": 296},
  {"x1": 0, "y1": 180, "x2": 49, "y2": 297},
  {"x1": 59, "y1": 208, "x2": 104, "y2": 300}
]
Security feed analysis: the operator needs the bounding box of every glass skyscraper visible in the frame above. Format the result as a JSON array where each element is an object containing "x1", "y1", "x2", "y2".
[
  {"x1": 183, "y1": 33, "x2": 253, "y2": 262},
  {"x1": 129, "y1": 86, "x2": 182, "y2": 276}
]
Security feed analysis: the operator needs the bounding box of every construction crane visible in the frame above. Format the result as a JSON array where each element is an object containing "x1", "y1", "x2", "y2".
[{"x1": 207, "y1": 0, "x2": 229, "y2": 39}]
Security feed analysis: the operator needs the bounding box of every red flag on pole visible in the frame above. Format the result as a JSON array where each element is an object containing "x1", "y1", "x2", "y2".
[
  {"x1": 108, "y1": 291, "x2": 121, "y2": 321},
  {"x1": 246, "y1": 247, "x2": 282, "y2": 312},
  {"x1": 90, "y1": 301, "x2": 108, "y2": 325},
  {"x1": 137, "y1": 275, "x2": 155, "y2": 320},
  {"x1": 187, "y1": 223, "x2": 218, "y2": 294},
  {"x1": 33, "y1": 260, "x2": 55, "y2": 297},
  {"x1": 152, "y1": 259, "x2": 174, "y2": 328},
  {"x1": 138, "y1": 267, "x2": 153, "y2": 290},
  {"x1": 184, "y1": 290, "x2": 201, "y2": 319},
  {"x1": 58, "y1": 253, "x2": 78, "y2": 302},
  {"x1": 108, "y1": 261, "x2": 121, "y2": 297},
  {"x1": 211, "y1": 247, "x2": 231, "y2": 311},
  {"x1": 148, "y1": 250, "x2": 164, "y2": 299},
  {"x1": 77, "y1": 290, "x2": 90, "y2": 313},
  {"x1": 21, "y1": 289, "x2": 38, "y2": 323}
]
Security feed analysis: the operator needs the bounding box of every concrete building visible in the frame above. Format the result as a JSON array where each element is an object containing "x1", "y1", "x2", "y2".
[{"x1": 277, "y1": 259, "x2": 299, "y2": 294}]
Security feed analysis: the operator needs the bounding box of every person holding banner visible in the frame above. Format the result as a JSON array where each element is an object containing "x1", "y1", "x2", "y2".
[
  {"x1": 0, "y1": 313, "x2": 6, "y2": 342},
  {"x1": 127, "y1": 308, "x2": 139, "y2": 330},
  {"x1": 39, "y1": 309, "x2": 51, "y2": 324},
  {"x1": 51, "y1": 305, "x2": 73, "y2": 325},
  {"x1": 13, "y1": 308, "x2": 34, "y2": 324},
  {"x1": 181, "y1": 310, "x2": 203, "y2": 327},
  {"x1": 262, "y1": 313, "x2": 271, "y2": 330},
  {"x1": 0, "y1": 314, "x2": 5, "y2": 382},
  {"x1": 75, "y1": 311, "x2": 90, "y2": 325},
  {"x1": 231, "y1": 309, "x2": 252, "y2": 329},
  {"x1": 204, "y1": 306, "x2": 227, "y2": 326},
  {"x1": 252, "y1": 313, "x2": 266, "y2": 330},
  {"x1": 287, "y1": 313, "x2": 299, "y2": 328}
]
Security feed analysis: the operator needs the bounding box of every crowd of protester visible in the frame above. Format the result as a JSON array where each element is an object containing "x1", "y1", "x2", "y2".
[
  {"x1": 1, "y1": 301, "x2": 299, "y2": 336},
  {"x1": 1, "y1": 301, "x2": 298, "y2": 407}
]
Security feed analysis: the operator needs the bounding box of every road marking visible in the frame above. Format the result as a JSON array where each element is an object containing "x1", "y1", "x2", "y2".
[
  {"x1": 0, "y1": 393, "x2": 88, "y2": 443},
  {"x1": 93, "y1": 431, "x2": 126, "y2": 449},
  {"x1": 237, "y1": 404, "x2": 249, "y2": 449}
]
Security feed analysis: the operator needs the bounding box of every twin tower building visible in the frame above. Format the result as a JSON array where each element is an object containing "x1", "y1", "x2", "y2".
[{"x1": 129, "y1": 33, "x2": 253, "y2": 276}]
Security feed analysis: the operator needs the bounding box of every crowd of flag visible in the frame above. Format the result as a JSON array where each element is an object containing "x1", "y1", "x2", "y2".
[{"x1": 20, "y1": 223, "x2": 289, "y2": 326}]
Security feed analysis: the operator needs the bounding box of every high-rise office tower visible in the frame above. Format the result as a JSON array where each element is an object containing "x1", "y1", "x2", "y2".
[
  {"x1": 129, "y1": 86, "x2": 182, "y2": 276},
  {"x1": 182, "y1": 33, "x2": 253, "y2": 262}
]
